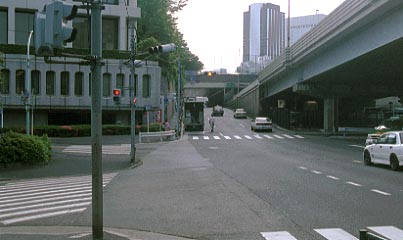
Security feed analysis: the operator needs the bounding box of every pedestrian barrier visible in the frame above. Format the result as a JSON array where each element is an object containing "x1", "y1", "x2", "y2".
[{"x1": 139, "y1": 130, "x2": 176, "y2": 143}]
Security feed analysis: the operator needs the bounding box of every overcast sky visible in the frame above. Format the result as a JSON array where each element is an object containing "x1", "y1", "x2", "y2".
[{"x1": 176, "y1": 0, "x2": 346, "y2": 73}]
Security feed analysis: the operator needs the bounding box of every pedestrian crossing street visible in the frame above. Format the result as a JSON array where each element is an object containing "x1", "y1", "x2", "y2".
[
  {"x1": 191, "y1": 134, "x2": 304, "y2": 141},
  {"x1": 0, "y1": 173, "x2": 116, "y2": 225},
  {"x1": 63, "y1": 144, "x2": 131, "y2": 155},
  {"x1": 261, "y1": 226, "x2": 403, "y2": 240}
]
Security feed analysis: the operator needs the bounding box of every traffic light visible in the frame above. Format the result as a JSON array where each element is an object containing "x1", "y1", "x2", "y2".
[
  {"x1": 35, "y1": 0, "x2": 78, "y2": 56},
  {"x1": 113, "y1": 89, "x2": 121, "y2": 104},
  {"x1": 149, "y1": 43, "x2": 177, "y2": 54}
]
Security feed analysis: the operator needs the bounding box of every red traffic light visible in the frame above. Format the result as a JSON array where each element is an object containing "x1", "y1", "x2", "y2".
[{"x1": 113, "y1": 89, "x2": 121, "y2": 96}]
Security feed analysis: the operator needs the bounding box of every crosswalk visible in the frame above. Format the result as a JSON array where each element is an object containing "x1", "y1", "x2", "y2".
[
  {"x1": 62, "y1": 144, "x2": 131, "y2": 155},
  {"x1": 0, "y1": 173, "x2": 116, "y2": 225},
  {"x1": 191, "y1": 134, "x2": 304, "y2": 141},
  {"x1": 261, "y1": 226, "x2": 403, "y2": 240}
]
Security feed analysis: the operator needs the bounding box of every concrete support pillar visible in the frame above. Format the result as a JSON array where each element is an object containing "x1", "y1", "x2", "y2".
[{"x1": 324, "y1": 97, "x2": 338, "y2": 132}]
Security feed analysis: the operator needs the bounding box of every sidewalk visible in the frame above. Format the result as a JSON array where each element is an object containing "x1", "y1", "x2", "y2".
[{"x1": 0, "y1": 135, "x2": 195, "y2": 240}]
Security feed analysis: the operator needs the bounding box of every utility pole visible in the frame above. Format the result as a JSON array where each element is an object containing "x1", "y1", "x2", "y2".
[
  {"x1": 90, "y1": 1, "x2": 104, "y2": 239},
  {"x1": 177, "y1": 47, "x2": 182, "y2": 137},
  {"x1": 25, "y1": 30, "x2": 33, "y2": 135},
  {"x1": 129, "y1": 20, "x2": 137, "y2": 164}
]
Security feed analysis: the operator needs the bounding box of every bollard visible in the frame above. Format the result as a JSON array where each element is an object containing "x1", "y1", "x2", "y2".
[{"x1": 359, "y1": 229, "x2": 368, "y2": 240}]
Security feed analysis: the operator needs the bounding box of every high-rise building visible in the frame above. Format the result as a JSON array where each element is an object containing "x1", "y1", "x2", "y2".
[
  {"x1": 288, "y1": 14, "x2": 327, "y2": 46},
  {"x1": 242, "y1": 3, "x2": 285, "y2": 68}
]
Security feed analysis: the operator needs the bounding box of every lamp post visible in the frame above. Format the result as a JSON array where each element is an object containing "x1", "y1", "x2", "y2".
[{"x1": 25, "y1": 30, "x2": 33, "y2": 135}]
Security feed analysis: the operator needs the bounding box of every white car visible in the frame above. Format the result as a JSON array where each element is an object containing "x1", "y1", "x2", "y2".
[
  {"x1": 233, "y1": 108, "x2": 247, "y2": 119},
  {"x1": 251, "y1": 117, "x2": 272, "y2": 132},
  {"x1": 363, "y1": 131, "x2": 403, "y2": 171}
]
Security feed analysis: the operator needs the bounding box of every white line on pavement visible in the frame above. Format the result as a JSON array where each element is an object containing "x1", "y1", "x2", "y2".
[
  {"x1": 327, "y1": 175, "x2": 340, "y2": 180},
  {"x1": 371, "y1": 189, "x2": 391, "y2": 196},
  {"x1": 346, "y1": 181, "x2": 362, "y2": 187}
]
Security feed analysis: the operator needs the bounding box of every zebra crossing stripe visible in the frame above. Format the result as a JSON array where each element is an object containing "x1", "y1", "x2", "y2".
[
  {"x1": 261, "y1": 231, "x2": 297, "y2": 240},
  {"x1": 283, "y1": 134, "x2": 294, "y2": 139},
  {"x1": 254, "y1": 135, "x2": 263, "y2": 139},
  {"x1": 224, "y1": 136, "x2": 231, "y2": 139},
  {"x1": 295, "y1": 135, "x2": 304, "y2": 139},
  {"x1": 244, "y1": 135, "x2": 253, "y2": 139},
  {"x1": 314, "y1": 228, "x2": 358, "y2": 240},
  {"x1": 192, "y1": 136, "x2": 199, "y2": 140},
  {"x1": 263, "y1": 135, "x2": 273, "y2": 139},
  {"x1": 273, "y1": 135, "x2": 284, "y2": 139},
  {"x1": 368, "y1": 226, "x2": 403, "y2": 240},
  {"x1": 2, "y1": 208, "x2": 87, "y2": 225},
  {"x1": 203, "y1": 136, "x2": 209, "y2": 140},
  {"x1": 234, "y1": 135, "x2": 242, "y2": 139},
  {"x1": 213, "y1": 136, "x2": 220, "y2": 140}
]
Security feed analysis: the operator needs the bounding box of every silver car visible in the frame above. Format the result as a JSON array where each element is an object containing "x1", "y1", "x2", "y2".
[{"x1": 251, "y1": 117, "x2": 272, "y2": 132}]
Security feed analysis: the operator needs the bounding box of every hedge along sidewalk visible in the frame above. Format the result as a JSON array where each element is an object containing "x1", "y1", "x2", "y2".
[{"x1": 0, "y1": 131, "x2": 51, "y2": 168}]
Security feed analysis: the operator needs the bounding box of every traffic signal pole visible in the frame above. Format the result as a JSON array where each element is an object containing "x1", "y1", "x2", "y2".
[
  {"x1": 129, "y1": 20, "x2": 137, "y2": 164},
  {"x1": 90, "y1": 1, "x2": 103, "y2": 239}
]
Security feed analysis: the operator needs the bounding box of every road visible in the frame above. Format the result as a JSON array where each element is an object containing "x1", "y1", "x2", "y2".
[{"x1": 1, "y1": 108, "x2": 403, "y2": 240}]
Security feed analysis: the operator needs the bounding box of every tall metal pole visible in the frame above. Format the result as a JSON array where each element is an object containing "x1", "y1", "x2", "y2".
[
  {"x1": 129, "y1": 20, "x2": 137, "y2": 164},
  {"x1": 90, "y1": 1, "x2": 103, "y2": 239},
  {"x1": 176, "y1": 50, "x2": 181, "y2": 137},
  {"x1": 25, "y1": 30, "x2": 33, "y2": 135},
  {"x1": 287, "y1": 0, "x2": 291, "y2": 48}
]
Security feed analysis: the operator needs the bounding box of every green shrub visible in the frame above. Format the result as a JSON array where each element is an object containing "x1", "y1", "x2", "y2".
[{"x1": 0, "y1": 131, "x2": 52, "y2": 167}]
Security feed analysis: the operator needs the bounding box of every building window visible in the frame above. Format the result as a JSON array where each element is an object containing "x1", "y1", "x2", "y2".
[
  {"x1": 103, "y1": 18, "x2": 118, "y2": 50},
  {"x1": 74, "y1": 16, "x2": 118, "y2": 50},
  {"x1": 60, "y1": 71, "x2": 70, "y2": 95},
  {"x1": 31, "y1": 70, "x2": 40, "y2": 95},
  {"x1": 88, "y1": 73, "x2": 91, "y2": 96},
  {"x1": 74, "y1": 72, "x2": 84, "y2": 96},
  {"x1": 0, "y1": 8, "x2": 8, "y2": 44},
  {"x1": 73, "y1": 16, "x2": 90, "y2": 49},
  {"x1": 15, "y1": 69, "x2": 25, "y2": 94},
  {"x1": 103, "y1": 73, "x2": 111, "y2": 97},
  {"x1": 15, "y1": 10, "x2": 35, "y2": 45},
  {"x1": 142, "y1": 74, "x2": 150, "y2": 98},
  {"x1": 116, "y1": 73, "x2": 124, "y2": 96},
  {"x1": 0, "y1": 69, "x2": 10, "y2": 94},
  {"x1": 46, "y1": 71, "x2": 55, "y2": 95}
]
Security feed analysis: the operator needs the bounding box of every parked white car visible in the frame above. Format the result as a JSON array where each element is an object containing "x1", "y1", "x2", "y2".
[
  {"x1": 363, "y1": 131, "x2": 403, "y2": 171},
  {"x1": 233, "y1": 108, "x2": 247, "y2": 119},
  {"x1": 251, "y1": 117, "x2": 272, "y2": 132}
]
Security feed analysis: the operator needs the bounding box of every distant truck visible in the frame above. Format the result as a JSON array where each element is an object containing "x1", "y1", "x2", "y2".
[{"x1": 183, "y1": 97, "x2": 205, "y2": 131}]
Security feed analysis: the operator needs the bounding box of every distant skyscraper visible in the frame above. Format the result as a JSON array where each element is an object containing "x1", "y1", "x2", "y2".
[
  {"x1": 288, "y1": 14, "x2": 327, "y2": 46},
  {"x1": 243, "y1": 3, "x2": 285, "y2": 64}
]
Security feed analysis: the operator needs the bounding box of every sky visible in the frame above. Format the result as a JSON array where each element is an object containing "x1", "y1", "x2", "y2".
[{"x1": 176, "y1": 0, "x2": 346, "y2": 73}]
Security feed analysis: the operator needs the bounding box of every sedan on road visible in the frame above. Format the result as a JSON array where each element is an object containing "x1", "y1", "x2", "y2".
[
  {"x1": 251, "y1": 117, "x2": 272, "y2": 132},
  {"x1": 363, "y1": 131, "x2": 403, "y2": 171},
  {"x1": 233, "y1": 108, "x2": 247, "y2": 119}
]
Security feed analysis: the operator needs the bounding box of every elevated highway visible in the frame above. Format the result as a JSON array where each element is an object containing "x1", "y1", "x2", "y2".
[{"x1": 228, "y1": 0, "x2": 403, "y2": 132}]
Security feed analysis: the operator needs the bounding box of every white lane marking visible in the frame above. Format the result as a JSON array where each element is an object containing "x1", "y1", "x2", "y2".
[
  {"x1": 368, "y1": 226, "x2": 403, "y2": 240},
  {"x1": 254, "y1": 135, "x2": 263, "y2": 139},
  {"x1": 208, "y1": 147, "x2": 219, "y2": 150},
  {"x1": 1, "y1": 208, "x2": 86, "y2": 225},
  {"x1": 346, "y1": 181, "x2": 362, "y2": 187},
  {"x1": 69, "y1": 232, "x2": 92, "y2": 239},
  {"x1": 213, "y1": 136, "x2": 220, "y2": 140},
  {"x1": 224, "y1": 136, "x2": 231, "y2": 139},
  {"x1": 327, "y1": 175, "x2": 340, "y2": 180},
  {"x1": 298, "y1": 166, "x2": 307, "y2": 170},
  {"x1": 371, "y1": 189, "x2": 391, "y2": 196},
  {"x1": 192, "y1": 136, "x2": 199, "y2": 140},
  {"x1": 283, "y1": 134, "x2": 294, "y2": 139},
  {"x1": 314, "y1": 228, "x2": 358, "y2": 240},
  {"x1": 0, "y1": 193, "x2": 92, "y2": 209},
  {"x1": 240, "y1": 123, "x2": 245, "y2": 128},
  {"x1": 0, "y1": 202, "x2": 91, "y2": 219},
  {"x1": 234, "y1": 135, "x2": 242, "y2": 139},
  {"x1": 261, "y1": 231, "x2": 298, "y2": 240},
  {"x1": 294, "y1": 135, "x2": 304, "y2": 139},
  {"x1": 203, "y1": 136, "x2": 210, "y2": 140},
  {"x1": 244, "y1": 135, "x2": 253, "y2": 139},
  {"x1": 349, "y1": 145, "x2": 365, "y2": 149},
  {"x1": 311, "y1": 170, "x2": 322, "y2": 175},
  {"x1": 263, "y1": 135, "x2": 273, "y2": 139},
  {"x1": 352, "y1": 160, "x2": 362, "y2": 164},
  {"x1": 273, "y1": 134, "x2": 284, "y2": 139}
]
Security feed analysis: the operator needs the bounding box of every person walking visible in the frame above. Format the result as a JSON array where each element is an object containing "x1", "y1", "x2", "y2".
[{"x1": 208, "y1": 115, "x2": 215, "y2": 132}]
